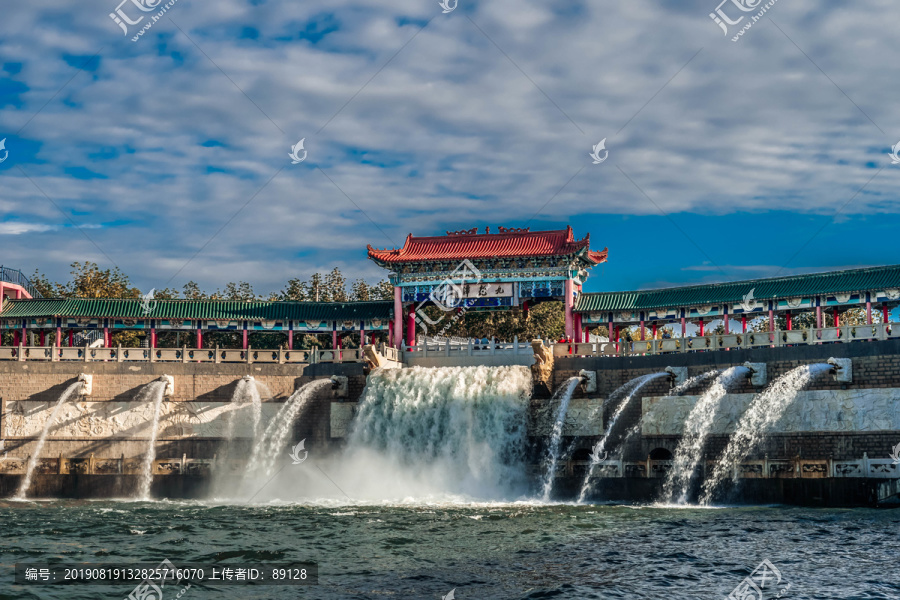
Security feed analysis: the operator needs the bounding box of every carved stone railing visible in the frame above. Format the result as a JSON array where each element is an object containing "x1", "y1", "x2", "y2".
[
  {"x1": 0, "y1": 345, "x2": 367, "y2": 364},
  {"x1": 553, "y1": 322, "x2": 898, "y2": 358}
]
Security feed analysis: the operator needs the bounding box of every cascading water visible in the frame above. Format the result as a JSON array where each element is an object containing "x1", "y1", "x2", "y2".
[
  {"x1": 14, "y1": 381, "x2": 84, "y2": 500},
  {"x1": 334, "y1": 365, "x2": 533, "y2": 502},
  {"x1": 137, "y1": 381, "x2": 167, "y2": 500},
  {"x1": 246, "y1": 379, "x2": 332, "y2": 478},
  {"x1": 699, "y1": 363, "x2": 831, "y2": 504},
  {"x1": 669, "y1": 369, "x2": 723, "y2": 396},
  {"x1": 661, "y1": 366, "x2": 749, "y2": 504},
  {"x1": 576, "y1": 373, "x2": 667, "y2": 503},
  {"x1": 540, "y1": 377, "x2": 581, "y2": 501}
]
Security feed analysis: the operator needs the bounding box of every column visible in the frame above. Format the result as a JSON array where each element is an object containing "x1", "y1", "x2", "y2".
[
  {"x1": 0, "y1": 282, "x2": 5, "y2": 313},
  {"x1": 680, "y1": 310, "x2": 686, "y2": 338},
  {"x1": 574, "y1": 313, "x2": 583, "y2": 343},
  {"x1": 388, "y1": 320, "x2": 394, "y2": 347},
  {"x1": 288, "y1": 329, "x2": 293, "y2": 350},
  {"x1": 651, "y1": 322, "x2": 657, "y2": 341},
  {"x1": 406, "y1": 304, "x2": 415, "y2": 347},
  {"x1": 742, "y1": 315, "x2": 747, "y2": 333},
  {"x1": 614, "y1": 325, "x2": 620, "y2": 352},
  {"x1": 56, "y1": 326, "x2": 62, "y2": 347},
  {"x1": 196, "y1": 325, "x2": 202, "y2": 349},
  {"x1": 103, "y1": 326, "x2": 110, "y2": 347},
  {"x1": 723, "y1": 307, "x2": 729, "y2": 334},
  {"x1": 608, "y1": 314, "x2": 614, "y2": 347},
  {"x1": 768, "y1": 307, "x2": 774, "y2": 331},
  {"x1": 866, "y1": 293, "x2": 872, "y2": 324},
  {"x1": 40, "y1": 331, "x2": 45, "y2": 346},
  {"x1": 639, "y1": 313, "x2": 645, "y2": 341},
  {"x1": 393, "y1": 286, "x2": 403, "y2": 349},
  {"x1": 833, "y1": 308, "x2": 839, "y2": 328},
  {"x1": 816, "y1": 302, "x2": 822, "y2": 329},
  {"x1": 564, "y1": 279, "x2": 574, "y2": 339},
  {"x1": 242, "y1": 327, "x2": 248, "y2": 349},
  {"x1": 698, "y1": 317, "x2": 704, "y2": 337},
  {"x1": 883, "y1": 305, "x2": 890, "y2": 324},
  {"x1": 332, "y1": 328, "x2": 338, "y2": 350},
  {"x1": 68, "y1": 330, "x2": 74, "y2": 347},
  {"x1": 13, "y1": 331, "x2": 19, "y2": 346},
  {"x1": 786, "y1": 312, "x2": 792, "y2": 331},
  {"x1": 360, "y1": 323, "x2": 366, "y2": 348},
  {"x1": 583, "y1": 324, "x2": 589, "y2": 343},
  {"x1": 522, "y1": 300, "x2": 529, "y2": 318},
  {"x1": 22, "y1": 323, "x2": 28, "y2": 346},
  {"x1": 150, "y1": 327, "x2": 157, "y2": 348}
]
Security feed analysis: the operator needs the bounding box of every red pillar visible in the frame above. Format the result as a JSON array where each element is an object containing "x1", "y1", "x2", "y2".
[
  {"x1": 768, "y1": 309, "x2": 774, "y2": 331},
  {"x1": 786, "y1": 312, "x2": 792, "y2": 331},
  {"x1": 614, "y1": 325, "x2": 620, "y2": 352},
  {"x1": 104, "y1": 326, "x2": 110, "y2": 347},
  {"x1": 288, "y1": 329, "x2": 293, "y2": 350},
  {"x1": 150, "y1": 328, "x2": 156, "y2": 348},
  {"x1": 742, "y1": 315, "x2": 747, "y2": 333},
  {"x1": 196, "y1": 327, "x2": 203, "y2": 349},
  {"x1": 816, "y1": 305, "x2": 822, "y2": 329},
  {"x1": 652, "y1": 322, "x2": 657, "y2": 339},
  {"x1": 584, "y1": 325, "x2": 589, "y2": 343},
  {"x1": 39, "y1": 331, "x2": 45, "y2": 346},
  {"x1": 332, "y1": 329, "x2": 338, "y2": 350},
  {"x1": 68, "y1": 330, "x2": 74, "y2": 347},
  {"x1": 639, "y1": 317, "x2": 645, "y2": 341},
  {"x1": 13, "y1": 331, "x2": 19, "y2": 346},
  {"x1": 406, "y1": 304, "x2": 415, "y2": 347},
  {"x1": 883, "y1": 305, "x2": 890, "y2": 324},
  {"x1": 56, "y1": 326, "x2": 62, "y2": 347},
  {"x1": 242, "y1": 328, "x2": 248, "y2": 349},
  {"x1": 0, "y1": 282, "x2": 4, "y2": 313},
  {"x1": 522, "y1": 300, "x2": 529, "y2": 318},
  {"x1": 574, "y1": 313, "x2": 583, "y2": 343},
  {"x1": 388, "y1": 320, "x2": 394, "y2": 347},
  {"x1": 833, "y1": 308, "x2": 839, "y2": 328},
  {"x1": 681, "y1": 315, "x2": 686, "y2": 338},
  {"x1": 608, "y1": 316, "x2": 614, "y2": 346},
  {"x1": 698, "y1": 318, "x2": 704, "y2": 337},
  {"x1": 393, "y1": 286, "x2": 403, "y2": 349},
  {"x1": 22, "y1": 325, "x2": 27, "y2": 346},
  {"x1": 866, "y1": 296, "x2": 873, "y2": 324},
  {"x1": 723, "y1": 308, "x2": 729, "y2": 334},
  {"x1": 360, "y1": 325, "x2": 366, "y2": 348}
]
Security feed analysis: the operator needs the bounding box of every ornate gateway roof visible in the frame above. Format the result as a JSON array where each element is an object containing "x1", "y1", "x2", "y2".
[{"x1": 367, "y1": 226, "x2": 608, "y2": 266}]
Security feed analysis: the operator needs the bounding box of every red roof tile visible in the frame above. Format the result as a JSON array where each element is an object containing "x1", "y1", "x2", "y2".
[{"x1": 367, "y1": 226, "x2": 608, "y2": 265}]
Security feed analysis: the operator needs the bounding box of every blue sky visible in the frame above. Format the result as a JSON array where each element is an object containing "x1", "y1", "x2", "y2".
[{"x1": 1, "y1": 0, "x2": 899, "y2": 295}]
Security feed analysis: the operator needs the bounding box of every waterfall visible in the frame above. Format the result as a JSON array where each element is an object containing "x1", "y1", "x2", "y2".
[
  {"x1": 246, "y1": 379, "x2": 332, "y2": 478},
  {"x1": 670, "y1": 369, "x2": 723, "y2": 396},
  {"x1": 137, "y1": 381, "x2": 167, "y2": 500},
  {"x1": 699, "y1": 363, "x2": 831, "y2": 504},
  {"x1": 339, "y1": 366, "x2": 533, "y2": 501},
  {"x1": 576, "y1": 373, "x2": 666, "y2": 503},
  {"x1": 14, "y1": 381, "x2": 83, "y2": 500},
  {"x1": 661, "y1": 366, "x2": 749, "y2": 504},
  {"x1": 540, "y1": 377, "x2": 581, "y2": 501}
]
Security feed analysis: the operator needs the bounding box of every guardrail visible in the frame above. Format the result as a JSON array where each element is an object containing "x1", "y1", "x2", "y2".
[
  {"x1": 0, "y1": 265, "x2": 42, "y2": 298},
  {"x1": 401, "y1": 336, "x2": 535, "y2": 357},
  {"x1": 552, "y1": 322, "x2": 899, "y2": 358},
  {"x1": 0, "y1": 345, "x2": 370, "y2": 364},
  {"x1": 560, "y1": 454, "x2": 899, "y2": 480}
]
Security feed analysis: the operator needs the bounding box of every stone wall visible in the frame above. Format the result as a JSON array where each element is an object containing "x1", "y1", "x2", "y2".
[
  {"x1": 0, "y1": 361, "x2": 366, "y2": 461},
  {"x1": 552, "y1": 339, "x2": 900, "y2": 462}
]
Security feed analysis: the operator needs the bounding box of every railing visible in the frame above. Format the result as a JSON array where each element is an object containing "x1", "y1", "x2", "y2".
[
  {"x1": 0, "y1": 454, "x2": 215, "y2": 476},
  {"x1": 554, "y1": 322, "x2": 898, "y2": 358},
  {"x1": 0, "y1": 345, "x2": 368, "y2": 363},
  {"x1": 0, "y1": 265, "x2": 42, "y2": 298},
  {"x1": 402, "y1": 336, "x2": 535, "y2": 357},
  {"x1": 565, "y1": 454, "x2": 899, "y2": 480}
]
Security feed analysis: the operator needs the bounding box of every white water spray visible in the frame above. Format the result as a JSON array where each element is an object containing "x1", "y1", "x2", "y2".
[
  {"x1": 661, "y1": 366, "x2": 749, "y2": 504},
  {"x1": 540, "y1": 377, "x2": 581, "y2": 501},
  {"x1": 14, "y1": 381, "x2": 84, "y2": 500},
  {"x1": 246, "y1": 379, "x2": 332, "y2": 478},
  {"x1": 670, "y1": 369, "x2": 723, "y2": 396},
  {"x1": 700, "y1": 363, "x2": 831, "y2": 504},
  {"x1": 137, "y1": 380, "x2": 167, "y2": 500},
  {"x1": 577, "y1": 373, "x2": 666, "y2": 503}
]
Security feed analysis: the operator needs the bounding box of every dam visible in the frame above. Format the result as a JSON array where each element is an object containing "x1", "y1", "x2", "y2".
[{"x1": 1, "y1": 229, "x2": 899, "y2": 507}]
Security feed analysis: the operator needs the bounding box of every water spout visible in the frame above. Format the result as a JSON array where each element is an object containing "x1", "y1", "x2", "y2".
[
  {"x1": 540, "y1": 377, "x2": 581, "y2": 501},
  {"x1": 137, "y1": 380, "x2": 168, "y2": 500},
  {"x1": 14, "y1": 380, "x2": 85, "y2": 500},
  {"x1": 699, "y1": 363, "x2": 832, "y2": 504}
]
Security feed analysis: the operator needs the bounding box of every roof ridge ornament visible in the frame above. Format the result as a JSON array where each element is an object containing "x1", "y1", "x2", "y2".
[
  {"x1": 497, "y1": 226, "x2": 531, "y2": 234},
  {"x1": 445, "y1": 227, "x2": 478, "y2": 236}
]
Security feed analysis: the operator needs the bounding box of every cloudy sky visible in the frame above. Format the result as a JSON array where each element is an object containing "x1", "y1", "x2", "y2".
[{"x1": 1, "y1": 0, "x2": 899, "y2": 295}]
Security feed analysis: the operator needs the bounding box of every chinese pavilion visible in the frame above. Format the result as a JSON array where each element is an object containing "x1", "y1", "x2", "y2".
[{"x1": 367, "y1": 226, "x2": 609, "y2": 345}]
